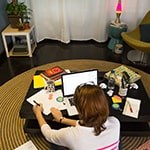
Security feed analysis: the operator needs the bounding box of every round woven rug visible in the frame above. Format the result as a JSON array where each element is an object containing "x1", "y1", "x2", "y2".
[{"x1": 1, "y1": 59, "x2": 150, "y2": 150}]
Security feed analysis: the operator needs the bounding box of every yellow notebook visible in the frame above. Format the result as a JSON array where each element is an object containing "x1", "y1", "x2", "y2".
[{"x1": 33, "y1": 75, "x2": 46, "y2": 88}]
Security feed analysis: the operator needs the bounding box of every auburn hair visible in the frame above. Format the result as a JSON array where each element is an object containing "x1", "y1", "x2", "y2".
[{"x1": 74, "y1": 84, "x2": 109, "y2": 136}]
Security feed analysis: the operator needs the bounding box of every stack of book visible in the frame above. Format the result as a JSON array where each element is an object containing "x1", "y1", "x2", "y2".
[{"x1": 40, "y1": 66, "x2": 67, "y2": 81}]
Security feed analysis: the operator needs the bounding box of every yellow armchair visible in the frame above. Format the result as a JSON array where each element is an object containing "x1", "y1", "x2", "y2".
[{"x1": 121, "y1": 10, "x2": 150, "y2": 65}]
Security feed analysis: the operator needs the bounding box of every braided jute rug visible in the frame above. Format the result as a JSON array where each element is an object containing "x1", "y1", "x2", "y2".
[{"x1": 1, "y1": 59, "x2": 150, "y2": 150}]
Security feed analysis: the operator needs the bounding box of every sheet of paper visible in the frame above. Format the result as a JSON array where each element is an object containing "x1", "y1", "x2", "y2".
[
  {"x1": 122, "y1": 97, "x2": 141, "y2": 119},
  {"x1": 27, "y1": 89, "x2": 66, "y2": 115},
  {"x1": 15, "y1": 140, "x2": 37, "y2": 150}
]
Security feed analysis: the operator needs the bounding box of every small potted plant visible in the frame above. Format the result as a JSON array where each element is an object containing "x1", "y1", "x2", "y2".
[{"x1": 6, "y1": 0, "x2": 32, "y2": 29}]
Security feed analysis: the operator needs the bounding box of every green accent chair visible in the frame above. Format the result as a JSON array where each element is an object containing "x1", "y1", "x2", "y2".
[{"x1": 121, "y1": 10, "x2": 150, "y2": 65}]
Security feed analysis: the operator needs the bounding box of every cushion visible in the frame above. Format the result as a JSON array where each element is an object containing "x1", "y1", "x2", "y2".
[{"x1": 139, "y1": 24, "x2": 150, "y2": 42}]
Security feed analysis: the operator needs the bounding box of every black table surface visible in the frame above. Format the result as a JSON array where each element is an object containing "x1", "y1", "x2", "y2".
[{"x1": 19, "y1": 71, "x2": 150, "y2": 123}]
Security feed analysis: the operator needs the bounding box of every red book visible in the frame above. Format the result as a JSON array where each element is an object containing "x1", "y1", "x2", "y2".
[{"x1": 40, "y1": 66, "x2": 66, "y2": 81}]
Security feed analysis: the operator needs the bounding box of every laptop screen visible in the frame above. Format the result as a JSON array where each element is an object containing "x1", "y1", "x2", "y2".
[{"x1": 61, "y1": 69, "x2": 98, "y2": 97}]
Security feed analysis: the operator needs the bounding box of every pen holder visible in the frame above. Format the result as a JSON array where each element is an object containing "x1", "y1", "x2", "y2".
[
  {"x1": 44, "y1": 80, "x2": 55, "y2": 92},
  {"x1": 118, "y1": 86, "x2": 128, "y2": 97}
]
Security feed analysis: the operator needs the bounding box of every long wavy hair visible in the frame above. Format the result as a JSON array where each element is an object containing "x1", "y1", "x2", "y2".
[{"x1": 74, "y1": 84, "x2": 109, "y2": 136}]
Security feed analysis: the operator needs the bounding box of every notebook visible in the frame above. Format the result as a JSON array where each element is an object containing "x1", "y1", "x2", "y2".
[{"x1": 61, "y1": 69, "x2": 98, "y2": 116}]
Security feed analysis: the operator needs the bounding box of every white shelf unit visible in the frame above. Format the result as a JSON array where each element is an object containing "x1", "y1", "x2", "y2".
[{"x1": 2, "y1": 25, "x2": 37, "y2": 57}]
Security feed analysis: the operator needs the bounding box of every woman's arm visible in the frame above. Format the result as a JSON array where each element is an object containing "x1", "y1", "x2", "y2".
[
  {"x1": 51, "y1": 107, "x2": 77, "y2": 127},
  {"x1": 33, "y1": 105, "x2": 77, "y2": 127},
  {"x1": 33, "y1": 104, "x2": 47, "y2": 127}
]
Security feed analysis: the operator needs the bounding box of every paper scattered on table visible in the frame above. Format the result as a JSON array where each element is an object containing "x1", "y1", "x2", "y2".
[
  {"x1": 15, "y1": 140, "x2": 37, "y2": 150},
  {"x1": 122, "y1": 97, "x2": 141, "y2": 118},
  {"x1": 107, "y1": 90, "x2": 114, "y2": 96},
  {"x1": 27, "y1": 89, "x2": 66, "y2": 115}
]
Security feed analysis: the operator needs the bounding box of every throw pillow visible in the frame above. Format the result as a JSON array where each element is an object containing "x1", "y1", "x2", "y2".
[{"x1": 139, "y1": 24, "x2": 150, "y2": 42}]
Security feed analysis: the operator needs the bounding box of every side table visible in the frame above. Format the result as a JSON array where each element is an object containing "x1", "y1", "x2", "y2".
[
  {"x1": 2, "y1": 25, "x2": 37, "y2": 57},
  {"x1": 108, "y1": 22, "x2": 127, "y2": 51}
]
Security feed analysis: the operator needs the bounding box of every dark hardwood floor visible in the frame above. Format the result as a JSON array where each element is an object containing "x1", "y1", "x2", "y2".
[{"x1": 0, "y1": 39, "x2": 149, "y2": 86}]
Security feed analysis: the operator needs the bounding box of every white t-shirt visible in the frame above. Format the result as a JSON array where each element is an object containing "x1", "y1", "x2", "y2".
[{"x1": 41, "y1": 116, "x2": 120, "y2": 150}]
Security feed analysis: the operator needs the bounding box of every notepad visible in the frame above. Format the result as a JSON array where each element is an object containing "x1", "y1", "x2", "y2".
[
  {"x1": 112, "y1": 95, "x2": 122, "y2": 103},
  {"x1": 33, "y1": 75, "x2": 46, "y2": 88},
  {"x1": 122, "y1": 97, "x2": 141, "y2": 118}
]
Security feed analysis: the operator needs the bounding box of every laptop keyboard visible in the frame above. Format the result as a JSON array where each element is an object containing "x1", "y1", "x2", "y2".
[{"x1": 68, "y1": 97, "x2": 75, "y2": 106}]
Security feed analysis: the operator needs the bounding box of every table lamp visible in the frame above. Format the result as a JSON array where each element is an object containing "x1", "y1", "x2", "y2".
[{"x1": 115, "y1": 0, "x2": 122, "y2": 24}]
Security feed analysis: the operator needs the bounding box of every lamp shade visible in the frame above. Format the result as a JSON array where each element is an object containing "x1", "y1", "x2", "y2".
[{"x1": 116, "y1": 0, "x2": 122, "y2": 13}]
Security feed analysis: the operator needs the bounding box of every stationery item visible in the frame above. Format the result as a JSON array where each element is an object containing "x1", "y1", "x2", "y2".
[
  {"x1": 44, "y1": 79, "x2": 55, "y2": 93},
  {"x1": 112, "y1": 103, "x2": 122, "y2": 111},
  {"x1": 105, "y1": 65, "x2": 141, "y2": 84},
  {"x1": 118, "y1": 76, "x2": 128, "y2": 96},
  {"x1": 118, "y1": 87, "x2": 128, "y2": 97},
  {"x1": 99, "y1": 83, "x2": 107, "y2": 89},
  {"x1": 112, "y1": 95, "x2": 122, "y2": 103},
  {"x1": 122, "y1": 71, "x2": 130, "y2": 84},
  {"x1": 127, "y1": 101, "x2": 133, "y2": 113},
  {"x1": 122, "y1": 97, "x2": 141, "y2": 118},
  {"x1": 54, "y1": 79, "x2": 62, "y2": 86},
  {"x1": 33, "y1": 100, "x2": 40, "y2": 106},
  {"x1": 40, "y1": 66, "x2": 67, "y2": 81},
  {"x1": 107, "y1": 70, "x2": 116, "y2": 90},
  {"x1": 129, "y1": 83, "x2": 138, "y2": 89},
  {"x1": 107, "y1": 90, "x2": 114, "y2": 97},
  {"x1": 15, "y1": 140, "x2": 37, "y2": 150},
  {"x1": 26, "y1": 89, "x2": 66, "y2": 115},
  {"x1": 33, "y1": 75, "x2": 46, "y2": 88}
]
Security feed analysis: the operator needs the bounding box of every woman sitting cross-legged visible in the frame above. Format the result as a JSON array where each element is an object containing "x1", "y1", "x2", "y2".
[{"x1": 33, "y1": 84, "x2": 120, "y2": 150}]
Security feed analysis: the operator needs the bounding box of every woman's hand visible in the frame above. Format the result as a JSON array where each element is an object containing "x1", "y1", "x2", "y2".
[
  {"x1": 32, "y1": 104, "x2": 47, "y2": 127},
  {"x1": 50, "y1": 107, "x2": 63, "y2": 122},
  {"x1": 33, "y1": 104, "x2": 43, "y2": 116}
]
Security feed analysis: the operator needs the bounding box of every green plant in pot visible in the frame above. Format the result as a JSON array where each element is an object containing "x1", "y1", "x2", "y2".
[{"x1": 6, "y1": 0, "x2": 32, "y2": 29}]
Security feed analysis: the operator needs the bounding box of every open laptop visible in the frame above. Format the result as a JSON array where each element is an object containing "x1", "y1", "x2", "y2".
[{"x1": 61, "y1": 69, "x2": 98, "y2": 116}]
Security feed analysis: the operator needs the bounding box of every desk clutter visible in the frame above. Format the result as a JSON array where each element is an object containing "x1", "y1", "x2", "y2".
[
  {"x1": 27, "y1": 65, "x2": 142, "y2": 119},
  {"x1": 104, "y1": 65, "x2": 141, "y2": 84},
  {"x1": 29, "y1": 67, "x2": 98, "y2": 116},
  {"x1": 103, "y1": 65, "x2": 141, "y2": 118}
]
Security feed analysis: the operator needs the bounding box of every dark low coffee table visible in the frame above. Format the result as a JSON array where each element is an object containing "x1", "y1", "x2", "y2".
[{"x1": 20, "y1": 71, "x2": 150, "y2": 136}]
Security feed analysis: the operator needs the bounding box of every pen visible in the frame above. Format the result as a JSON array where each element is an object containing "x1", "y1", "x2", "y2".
[
  {"x1": 127, "y1": 101, "x2": 133, "y2": 113},
  {"x1": 33, "y1": 100, "x2": 40, "y2": 106}
]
